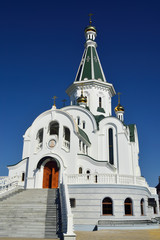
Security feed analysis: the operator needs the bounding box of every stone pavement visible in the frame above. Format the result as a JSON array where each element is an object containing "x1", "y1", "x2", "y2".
[
  {"x1": 76, "y1": 228, "x2": 160, "y2": 240},
  {"x1": 0, "y1": 228, "x2": 160, "y2": 240}
]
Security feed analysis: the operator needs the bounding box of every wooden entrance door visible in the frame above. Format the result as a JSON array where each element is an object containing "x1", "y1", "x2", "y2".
[{"x1": 43, "y1": 161, "x2": 59, "y2": 188}]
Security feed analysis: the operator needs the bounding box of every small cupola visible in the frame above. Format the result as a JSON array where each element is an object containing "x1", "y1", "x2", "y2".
[
  {"x1": 84, "y1": 14, "x2": 97, "y2": 42},
  {"x1": 77, "y1": 86, "x2": 87, "y2": 108},
  {"x1": 115, "y1": 92, "x2": 125, "y2": 122}
]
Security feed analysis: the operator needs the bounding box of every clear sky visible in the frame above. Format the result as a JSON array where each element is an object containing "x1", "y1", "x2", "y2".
[{"x1": 0, "y1": 0, "x2": 160, "y2": 187}]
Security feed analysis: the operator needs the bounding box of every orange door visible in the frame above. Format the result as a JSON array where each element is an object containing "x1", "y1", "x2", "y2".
[
  {"x1": 43, "y1": 161, "x2": 59, "y2": 188},
  {"x1": 43, "y1": 166, "x2": 51, "y2": 188},
  {"x1": 52, "y1": 168, "x2": 59, "y2": 188}
]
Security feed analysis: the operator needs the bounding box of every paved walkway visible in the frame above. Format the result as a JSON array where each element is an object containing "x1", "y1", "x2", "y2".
[
  {"x1": 76, "y1": 228, "x2": 160, "y2": 240},
  {"x1": 0, "y1": 228, "x2": 160, "y2": 240}
]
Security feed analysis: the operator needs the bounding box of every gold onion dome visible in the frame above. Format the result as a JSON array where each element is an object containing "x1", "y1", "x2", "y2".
[
  {"x1": 115, "y1": 104, "x2": 125, "y2": 112},
  {"x1": 85, "y1": 25, "x2": 96, "y2": 33},
  {"x1": 77, "y1": 94, "x2": 87, "y2": 103}
]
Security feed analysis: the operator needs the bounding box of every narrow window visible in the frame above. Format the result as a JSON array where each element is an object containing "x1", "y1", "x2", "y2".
[
  {"x1": 99, "y1": 97, "x2": 102, "y2": 108},
  {"x1": 64, "y1": 127, "x2": 70, "y2": 142},
  {"x1": 108, "y1": 128, "x2": 114, "y2": 165},
  {"x1": 79, "y1": 167, "x2": 82, "y2": 174},
  {"x1": 36, "y1": 128, "x2": 43, "y2": 150},
  {"x1": 124, "y1": 198, "x2": 133, "y2": 215},
  {"x1": 77, "y1": 117, "x2": 80, "y2": 125},
  {"x1": 140, "y1": 199, "x2": 144, "y2": 215},
  {"x1": 154, "y1": 205, "x2": 157, "y2": 214},
  {"x1": 86, "y1": 146, "x2": 88, "y2": 155},
  {"x1": 83, "y1": 143, "x2": 85, "y2": 153},
  {"x1": 50, "y1": 121, "x2": 59, "y2": 136},
  {"x1": 70, "y1": 198, "x2": 76, "y2": 208},
  {"x1": 86, "y1": 170, "x2": 90, "y2": 180},
  {"x1": 79, "y1": 140, "x2": 81, "y2": 151},
  {"x1": 22, "y1": 172, "x2": 25, "y2": 182},
  {"x1": 63, "y1": 127, "x2": 70, "y2": 149},
  {"x1": 95, "y1": 175, "x2": 98, "y2": 183},
  {"x1": 83, "y1": 121, "x2": 85, "y2": 129},
  {"x1": 102, "y1": 197, "x2": 113, "y2": 215}
]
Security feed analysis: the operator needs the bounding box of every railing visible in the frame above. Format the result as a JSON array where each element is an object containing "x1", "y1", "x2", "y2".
[
  {"x1": 66, "y1": 173, "x2": 149, "y2": 188},
  {"x1": 63, "y1": 140, "x2": 70, "y2": 150},
  {"x1": 0, "y1": 175, "x2": 22, "y2": 195},
  {"x1": 59, "y1": 175, "x2": 75, "y2": 236}
]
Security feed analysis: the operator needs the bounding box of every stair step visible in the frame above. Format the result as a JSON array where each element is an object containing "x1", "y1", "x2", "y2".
[{"x1": 0, "y1": 188, "x2": 61, "y2": 238}]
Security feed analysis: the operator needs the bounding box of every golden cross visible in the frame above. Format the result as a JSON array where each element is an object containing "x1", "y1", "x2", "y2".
[
  {"x1": 80, "y1": 83, "x2": 84, "y2": 95},
  {"x1": 52, "y1": 96, "x2": 58, "y2": 106},
  {"x1": 117, "y1": 92, "x2": 121, "y2": 104},
  {"x1": 89, "y1": 13, "x2": 93, "y2": 25}
]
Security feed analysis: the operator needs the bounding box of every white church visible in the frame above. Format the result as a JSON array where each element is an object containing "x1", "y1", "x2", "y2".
[{"x1": 0, "y1": 20, "x2": 159, "y2": 239}]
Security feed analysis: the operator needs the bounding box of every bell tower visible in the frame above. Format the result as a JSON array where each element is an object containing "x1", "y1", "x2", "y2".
[{"x1": 66, "y1": 18, "x2": 116, "y2": 116}]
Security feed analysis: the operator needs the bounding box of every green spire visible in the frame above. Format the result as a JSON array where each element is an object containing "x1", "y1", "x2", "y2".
[
  {"x1": 75, "y1": 23, "x2": 106, "y2": 82},
  {"x1": 75, "y1": 46, "x2": 106, "y2": 82}
]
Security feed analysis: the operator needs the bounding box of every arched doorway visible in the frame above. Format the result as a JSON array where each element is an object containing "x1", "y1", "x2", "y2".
[{"x1": 43, "y1": 161, "x2": 59, "y2": 188}]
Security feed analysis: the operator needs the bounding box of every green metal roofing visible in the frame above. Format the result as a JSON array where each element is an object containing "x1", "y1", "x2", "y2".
[
  {"x1": 128, "y1": 124, "x2": 135, "y2": 142},
  {"x1": 92, "y1": 47, "x2": 104, "y2": 81},
  {"x1": 75, "y1": 45, "x2": 106, "y2": 82},
  {"x1": 97, "y1": 107, "x2": 105, "y2": 113},
  {"x1": 81, "y1": 46, "x2": 92, "y2": 80},
  {"x1": 78, "y1": 127, "x2": 91, "y2": 144},
  {"x1": 93, "y1": 114, "x2": 105, "y2": 129}
]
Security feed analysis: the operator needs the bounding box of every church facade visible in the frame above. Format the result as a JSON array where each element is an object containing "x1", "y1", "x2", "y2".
[{"x1": 2, "y1": 22, "x2": 159, "y2": 233}]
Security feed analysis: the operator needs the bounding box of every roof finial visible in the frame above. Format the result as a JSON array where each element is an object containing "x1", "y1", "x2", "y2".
[
  {"x1": 52, "y1": 96, "x2": 58, "y2": 107},
  {"x1": 115, "y1": 92, "x2": 124, "y2": 113},
  {"x1": 117, "y1": 92, "x2": 121, "y2": 104},
  {"x1": 80, "y1": 83, "x2": 84, "y2": 96},
  {"x1": 89, "y1": 13, "x2": 93, "y2": 25}
]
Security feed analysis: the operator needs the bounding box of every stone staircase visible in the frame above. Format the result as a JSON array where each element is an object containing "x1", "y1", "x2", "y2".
[
  {"x1": 0, "y1": 188, "x2": 61, "y2": 238},
  {"x1": 97, "y1": 219, "x2": 159, "y2": 230}
]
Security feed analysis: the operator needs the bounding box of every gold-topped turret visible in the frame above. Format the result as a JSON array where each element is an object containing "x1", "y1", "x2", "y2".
[
  {"x1": 77, "y1": 84, "x2": 87, "y2": 104},
  {"x1": 114, "y1": 92, "x2": 124, "y2": 112},
  {"x1": 85, "y1": 13, "x2": 96, "y2": 33}
]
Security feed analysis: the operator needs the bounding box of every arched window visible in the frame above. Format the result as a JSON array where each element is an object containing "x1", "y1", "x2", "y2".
[
  {"x1": 83, "y1": 143, "x2": 85, "y2": 153},
  {"x1": 36, "y1": 128, "x2": 43, "y2": 150},
  {"x1": 64, "y1": 127, "x2": 70, "y2": 141},
  {"x1": 102, "y1": 197, "x2": 113, "y2": 215},
  {"x1": 86, "y1": 146, "x2": 88, "y2": 155},
  {"x1": 49, "y1": 121, "x2": 59, "y2": 136},
  {"x1": 79, "y1": 140, "x2": 81, "y2": 151},
  {"x1": 124, "y1": 198, "x2": 133, "y2": 215},
  {"x1": 83, "y1": 121, "x2": 85, "y2": 129},
  {"x1": 77, "y1": 117, "x2": 80, "y2": 125},
  {"x1": 140, "y1": 199, "x2": 144, "y2": 215},
  {"x1": 79, "y1": 167, "x2": 82, "y2": 174},
  {"x1": 108, "y1": 128, "x2": 114, "y2": 165},
  {"x1": 86, "y1": 170, "x2": 90, "y2": 180},
  {"x1": 99, "y1": 97, "x2": 102, "y2": 108},
  {"x1": 95, "y1": 175, "x2": 98, "y2": 183},
  {"x1": 63, "y1": 127, "x2": 70, "y2": 149}
]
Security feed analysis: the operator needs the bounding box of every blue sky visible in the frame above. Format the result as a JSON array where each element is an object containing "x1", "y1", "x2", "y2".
[{"x1": 0, "y1": 0, "x2": 160, "y2": 187}]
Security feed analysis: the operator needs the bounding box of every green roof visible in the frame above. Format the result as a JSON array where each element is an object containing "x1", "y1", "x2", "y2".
[
  {"x1": 93, "y1": 114, "x2": 105, "y2": 129},
  {"x1": 97, "y1": 107, "x2": 105, "y2": 113},
  {"x1": 128, "y1": 124, "x2": 135, "y2": 142},
  {"x1": 92, "y1": 47, "x2": 104, "y2": 81},
  {"x1": 75, "y1": 46, "x2": 106, "y2": 82},
  {"x1": 81, "y1": 46, "x2": 92, "y2": 80},
  {"x1": 78, "y1": 127, "x2": 91, "y2": 144}
]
